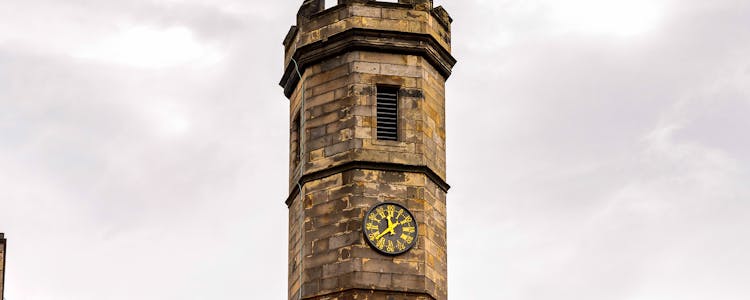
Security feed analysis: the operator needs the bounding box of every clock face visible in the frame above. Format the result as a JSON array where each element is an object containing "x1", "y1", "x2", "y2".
[{"x1": 363, "y1": 202, "x2": 418, "y2": 255}]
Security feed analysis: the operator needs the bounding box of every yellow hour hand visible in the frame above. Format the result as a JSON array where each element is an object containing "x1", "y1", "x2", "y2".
[
  {"x1": 375, "y1": 216, "x2": 398, "y2": 240},
  {"x1": 375, "y1": 229, "x2": 390, "y2": 240}
]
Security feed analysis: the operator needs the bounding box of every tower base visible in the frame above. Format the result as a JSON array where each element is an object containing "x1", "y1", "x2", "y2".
[{"x1": 305, "y1": 289, "x2": 435, "y2": 300}]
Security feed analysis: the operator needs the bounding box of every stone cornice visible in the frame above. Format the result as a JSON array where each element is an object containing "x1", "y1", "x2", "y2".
[
  {"x1": 285, "y1": 161, "x2": 450, "y2": 207},
  {"x1": 279, "y1": 27, "x2": 457, "y2": 98}
]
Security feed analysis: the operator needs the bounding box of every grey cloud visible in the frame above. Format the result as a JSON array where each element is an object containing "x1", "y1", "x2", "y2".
[{"x1": 1, "y1": 0, "x2": 749, "y2": 299}]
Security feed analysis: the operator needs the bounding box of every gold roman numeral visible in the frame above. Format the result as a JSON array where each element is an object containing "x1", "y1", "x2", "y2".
[
  {"x1": 396, "y1": 240, "x2": 406, "y2": 251},
  {"x1": 395, "y1": 208, "x2": 404, "y2": 220},
  {"x1": 365, "y1": 222, "x2": 379, "y2": 231},
  {"x1": 401, "y1": 234, "x2": 414, "y2": 244},
  {"x1": 386, "y1": 205, "x2": 396, "y2": 218},
  {"x1": 376, "y1": 206, "x2": 386, "y2": 217},
  {"x1": 368, "y1": 213, "x2": 381, "y2": 223}
]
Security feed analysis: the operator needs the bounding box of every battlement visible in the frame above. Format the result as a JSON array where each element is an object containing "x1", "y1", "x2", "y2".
[
  {"x1": 298, "y1": 0, "x2": 436, "y2": 20},
  {"x1": 288, "y1": 0, "x2": 452, "y2": 47},
  {"x1": 281, "y1": 0, "x2": 455, "y2": 98}
]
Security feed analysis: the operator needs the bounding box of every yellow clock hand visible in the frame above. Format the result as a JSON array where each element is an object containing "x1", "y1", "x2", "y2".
[
  {"x1": 375, "y1": 216, "x2": 399, "y2": 240},
  {"x1": 388, "y1": 218, "x2": 398, "y2": 236},
  {"x1": 375, "y1": 228, "x2": 392, "y2": 240},
  {"x1": 386, "y1": 216, "x2": 397, "y2": 235}
]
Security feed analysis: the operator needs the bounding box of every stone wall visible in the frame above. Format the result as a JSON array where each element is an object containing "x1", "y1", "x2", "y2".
[
  {"x1": 288, "y1": 51, "x2": 447, "y2": 192},
  {"x1": 288, "y1": 170, "x2": 447, "y2": 299}
]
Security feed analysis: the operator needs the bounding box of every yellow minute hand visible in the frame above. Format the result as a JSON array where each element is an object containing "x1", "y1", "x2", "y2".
[{"x1": 375, "y1": 216, "x2": 398, "y2": 240}]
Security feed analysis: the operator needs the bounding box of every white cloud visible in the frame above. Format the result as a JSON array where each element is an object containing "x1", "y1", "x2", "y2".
[
  {"x1": 74, "y1": 25, "x2": 224, "y2": 68},
  {"x1": 547, "y1": 0, "x2": 666, "y2": 36},
  {"x1": 141, "y1": 100, "x2": 193, "y2": 137}
]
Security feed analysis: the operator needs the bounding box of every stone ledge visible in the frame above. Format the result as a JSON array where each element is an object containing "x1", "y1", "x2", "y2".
[
  {"x1": 280, "y1": 28, "x2": 456, "y2": 98},
  {"x1": 286, "y1": 161, "x2": 450, "y2": 207}
]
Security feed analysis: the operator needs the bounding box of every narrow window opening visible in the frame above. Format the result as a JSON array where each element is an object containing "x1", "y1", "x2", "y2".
[
  {"x1": 376, "y1": 86, "x2": 399, "y2": 141},
  {"x1": 324, "y1": 0, "x2": 337, "y2": 10},
  {"x1": 292, "y1": 112, "x2": 301, "y2": 170}
]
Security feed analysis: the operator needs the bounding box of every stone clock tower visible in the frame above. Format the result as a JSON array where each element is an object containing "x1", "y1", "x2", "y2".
[{"x1": 279, "y1": 1, "x2": 455, "y2": 299}]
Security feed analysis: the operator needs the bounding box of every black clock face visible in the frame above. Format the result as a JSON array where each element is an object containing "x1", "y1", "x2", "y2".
[{"x1": 363, "y1": 202, "x2": 418, "y2": 255}]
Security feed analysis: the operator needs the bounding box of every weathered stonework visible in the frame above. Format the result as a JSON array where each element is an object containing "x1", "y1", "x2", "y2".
[
  {"x1": 1, "y1": 233, "x2": 6, "y2": 299},
  {"x1": 282, "y1": 1, "x2": 454, "y2": 300},
  {"x1": 288, "y1": 170, "x2": 447, "y2": 299},
  {"x1": 285, "y1": 51, "x2": 449, "y2": 190}
]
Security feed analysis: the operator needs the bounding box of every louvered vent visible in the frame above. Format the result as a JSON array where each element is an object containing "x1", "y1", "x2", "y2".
[{"x1": 376, "y1": 86, "x2": 399, "y2": 141}]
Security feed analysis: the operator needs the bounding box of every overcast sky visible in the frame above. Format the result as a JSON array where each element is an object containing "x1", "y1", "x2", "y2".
[{"x1": 1, "y1": 0, "x2": 749, "y2": 299}]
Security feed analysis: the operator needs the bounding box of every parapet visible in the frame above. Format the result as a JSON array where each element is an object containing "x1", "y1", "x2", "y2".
[
  {"x1": 297, "y1": 0, "x2": 436, "y2": 23},
  {"x1": 280, "y1": 0, "x2": 456, "y2": 97}
]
